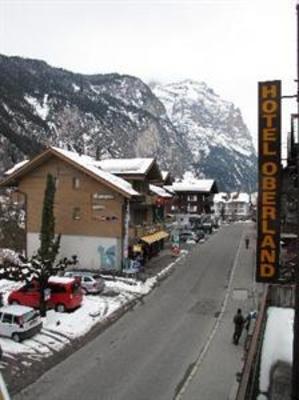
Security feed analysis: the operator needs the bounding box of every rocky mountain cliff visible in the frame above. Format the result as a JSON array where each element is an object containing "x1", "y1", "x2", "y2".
[
  {"x1": 0, "y1": 55, "x2": 256, "y2": 190},
  {"x1": 151, "y1": 80, "x2": 257, "y2": 191}
]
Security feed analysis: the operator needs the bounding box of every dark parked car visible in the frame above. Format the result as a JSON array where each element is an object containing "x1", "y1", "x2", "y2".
[
  {"x1": 193, "y1": 228, "x2": 205, "y2": 241},
  {"x1": 179, "y1": 231, "x2": 200, "y2": 243}
]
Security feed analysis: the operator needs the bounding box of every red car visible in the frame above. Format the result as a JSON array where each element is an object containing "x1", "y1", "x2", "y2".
[{"x1": 8, "y1": 276, "x2": 83, "y2": 313}]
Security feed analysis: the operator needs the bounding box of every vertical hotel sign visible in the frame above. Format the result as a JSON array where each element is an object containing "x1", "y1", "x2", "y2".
[{"x1": 256, "y1": 81, "x2": 281, "y2": 282}]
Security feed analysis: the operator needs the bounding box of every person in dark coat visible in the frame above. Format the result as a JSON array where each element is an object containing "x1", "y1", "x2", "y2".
[
  {"x1": 245, "y1": 237, "x2": 250, "y2": 249},
  {"x1": 233, "y1": 308, "x2": 245, "y2": 345}
]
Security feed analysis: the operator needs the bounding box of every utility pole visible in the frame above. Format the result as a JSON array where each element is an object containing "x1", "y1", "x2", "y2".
[{"x1": 291, "y1": 3, "x2": 299, "y2": 399}]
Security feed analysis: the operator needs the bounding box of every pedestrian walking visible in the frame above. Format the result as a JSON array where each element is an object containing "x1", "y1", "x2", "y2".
[
  {"x1": 245, "y1": 236, "x2": 250, "y2": 249},
  {"x1": 232, "y1": 308, "x2": 245, "y2": 345},
  {"x1": 244, "y1": 310, "x2": 257, "y2": 332}
]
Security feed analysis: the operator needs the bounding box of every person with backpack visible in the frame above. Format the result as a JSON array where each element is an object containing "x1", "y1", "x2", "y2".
[{"x1": 232, "y1": 308, "x2": 245, "y2": 345}]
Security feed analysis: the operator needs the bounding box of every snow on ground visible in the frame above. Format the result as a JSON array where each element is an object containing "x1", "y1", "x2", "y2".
[
  {"x1": 259, "y1": 306, "x2": 294, "y2": 394},
  {"x1": 0, "y1": 251, "x2": 187, "y2": 363}
]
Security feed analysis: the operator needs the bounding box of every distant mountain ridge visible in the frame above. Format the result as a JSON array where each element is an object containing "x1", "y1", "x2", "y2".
[{"x1": 0, "y1": 54, "x2": 256, "y2": 190}]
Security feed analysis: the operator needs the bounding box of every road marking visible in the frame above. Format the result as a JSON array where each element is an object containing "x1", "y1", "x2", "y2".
[{"x1": 174, "y1": 229, "x2": 245, "y2": 400}]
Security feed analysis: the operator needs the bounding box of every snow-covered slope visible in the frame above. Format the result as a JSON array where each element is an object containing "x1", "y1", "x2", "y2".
[{"x1": 152, "y1": 80, "x2": 257, "y2": 190}]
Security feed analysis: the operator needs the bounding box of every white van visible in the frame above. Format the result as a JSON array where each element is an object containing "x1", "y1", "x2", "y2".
[{"x1": 0, "y1": 305, "x2": 42, "y2": 342}]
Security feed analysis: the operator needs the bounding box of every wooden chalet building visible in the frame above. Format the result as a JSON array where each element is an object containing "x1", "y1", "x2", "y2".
[
  {"x1": 0, "y1": 148, "x2": 169, "y2": 270},
  {"x1": 97, "y1": 158, "x2": 169, "y2": 259},
  {"x1": 168, "y1": 179, "x2": 218, "y2": 215}
]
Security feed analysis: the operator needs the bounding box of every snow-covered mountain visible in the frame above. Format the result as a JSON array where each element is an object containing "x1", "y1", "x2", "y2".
[
  {"x1": 0, "y1": 55, "x2": 256, "y2": 190},
  {"x1": 151, "y1": 80, "x2": 257, "y2": 190}
]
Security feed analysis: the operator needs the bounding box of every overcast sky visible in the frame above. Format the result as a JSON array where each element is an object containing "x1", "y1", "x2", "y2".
[{"x1": 0, "y1": 0, "x2": 298, "y2": 151}]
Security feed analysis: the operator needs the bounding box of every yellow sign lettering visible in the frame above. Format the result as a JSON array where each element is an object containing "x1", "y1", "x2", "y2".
[
  {"x1": 262, "y1": 206, "x2": 276, "y2": 220},
  {"x1": 260, "y1": 249, "x2": 276, "y2": 263},
  {"x1": 263, "y1": 127, "x2": 277, "y2": 141},
  {"x1": 261, "y1": 234, "x2": 276, "y2": 248},
  {"x1": 262, "y1": 162, "x2": 278, "y2": 176},
  {"x1": 261, "y1": 84, "x2": 278, "y2": 99},
  {"x1": 260, "y1": 263, "x2": 276, "y2": 278},
  {"x1": 262, "y1": 177, "x2": 276, "y2": 190},
  {"x1": 262, "y1": 142, "x2": 276, "y2": 156},
  {"x1": 262, "y1": 100, "x2": 278, "y2": 114}
]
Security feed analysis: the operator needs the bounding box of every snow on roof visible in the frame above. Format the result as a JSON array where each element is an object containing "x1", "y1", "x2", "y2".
[
  {"x1": 213, "y1": 192, "x2": 229, "y2": 203},
  {"x1": 96, "y1": 158, "x2": 154, "y2": 175},
  {"x1": 4, "y1": 159, "x2": 29, "y2": 176},
  {"x1": 48, "y1": 276, "x2": 75, "y2": 285},
  {"x1": 161, "y1": 171, "x2": 169, "y2": 181},
  {"x1": 259, "y1": 307, "x2": 294, "y2": 393},
  {"x1": 171, "y1": 179, "x2": 215, "y2": 193},
  {"x1": 149, "y1": 184, "x2": 172, "y2": 198},
  {"x1": 227, "y1": 192, "x2": 250, "y2": 203},
  {"x1": 163, "y1": 185, "x2": 175, "y2": 194},
  {"x1": 51, "y1": 147, "x2": 139, "y2": 197},
  {"x1": 213, "y1": 192, "x2": 250, "y2": 203},
  {"x1": 0, "y1": 304, "x2": 35, "y2": 316}
]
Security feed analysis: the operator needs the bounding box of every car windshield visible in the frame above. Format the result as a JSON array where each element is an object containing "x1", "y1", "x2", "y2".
[{"x1": 23, "y1": 310, "x2": 39, "y2": 322}]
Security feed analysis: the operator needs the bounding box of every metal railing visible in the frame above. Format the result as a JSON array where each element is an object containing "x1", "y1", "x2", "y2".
[
  {"x1": 235, "y1": 285, "x2": 269, "y2": 400},
  {"x1": 235, "y1": 284, "x2": 295, "y2": 399}
]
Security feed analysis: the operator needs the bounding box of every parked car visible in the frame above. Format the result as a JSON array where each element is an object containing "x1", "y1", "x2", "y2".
[
  {"x1": 64, "y1": 271, "x2": 105, "y2": 294},
  {"x1": 0, "y1": 304, "x2": 42, "y2": 342},
  {"x1": 179, "y1": 230, "x2": 200, "y2": 243},
  {"x1": 192, "y1": 228, "x2": 205, "y2": 241},
  {"x1": 8, "y1": 277, "x2": 83, "y2": 313}
]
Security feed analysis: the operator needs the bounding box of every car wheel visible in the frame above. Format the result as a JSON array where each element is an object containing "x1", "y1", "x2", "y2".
[
  {"x1": 12, "y1": 333, "x2": 21, "y2": 343},
  {"x1": 56, "y1": 304, "x2": 66, "y2": 313}
]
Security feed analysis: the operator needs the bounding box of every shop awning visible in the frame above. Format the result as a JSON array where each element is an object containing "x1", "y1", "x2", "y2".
[{"x1": 141, "y1": 231, "x2": 169, "y2": 244}]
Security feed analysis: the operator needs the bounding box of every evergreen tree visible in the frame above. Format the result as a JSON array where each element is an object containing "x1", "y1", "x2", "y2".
[
  {"x1": 39, "y1": 174, "x2": 60, "y2": 264},
  {"x1": 0, "y1": 173, "x2": 78, "y2": 317}
]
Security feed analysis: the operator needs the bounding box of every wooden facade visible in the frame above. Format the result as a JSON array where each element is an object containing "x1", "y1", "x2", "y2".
[
  {"x1": 19, "y1": 157, "x2": 125, "y2": 238},
  {"x1": 0, "y1": 147, "x2": 170, "y2": 270}
]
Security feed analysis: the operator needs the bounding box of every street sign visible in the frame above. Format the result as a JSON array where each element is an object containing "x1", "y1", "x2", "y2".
[{"x1": 256, "y1": 81, "x2": 281, "y2": 282}]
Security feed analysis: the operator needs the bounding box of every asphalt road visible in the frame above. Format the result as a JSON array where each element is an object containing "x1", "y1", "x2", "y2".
[{"x1": 14, "y1": 223, "x2": 245, "y2": 400}]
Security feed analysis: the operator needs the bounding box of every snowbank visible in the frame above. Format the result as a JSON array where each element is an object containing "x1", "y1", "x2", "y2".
[{"x1": 259, "y1": 307, "x2": 294, "y2": 393}]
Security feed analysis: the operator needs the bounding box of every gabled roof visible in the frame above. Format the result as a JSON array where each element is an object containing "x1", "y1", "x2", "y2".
[
  {"x1": 149, "y1": 184, "x2": 173, "y2": 198},
  {"x1": 97, "y1": 158, "x2": 163, "y2": 182},
  {"x1": 161, "y1": 170, "x2": 173, "y2": 185},
  {"x1": 4, "y1": 159, "x2": 29, "y2": 175},
  {"x1": 1, "y1": 147, "x2": 139, "y2": 198},
  {"x1": 170, "y1": 179, "x2": 218, "y2": 194}
]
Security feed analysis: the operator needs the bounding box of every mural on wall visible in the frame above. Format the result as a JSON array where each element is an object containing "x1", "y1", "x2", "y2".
[{"x1": 97, "y1": 245, "x2": 116, "y2": 269}]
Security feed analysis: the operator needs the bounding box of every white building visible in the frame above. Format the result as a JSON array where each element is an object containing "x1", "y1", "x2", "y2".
[{"x1": 213, "y1": 192, "x2": 251, "y2": 221}]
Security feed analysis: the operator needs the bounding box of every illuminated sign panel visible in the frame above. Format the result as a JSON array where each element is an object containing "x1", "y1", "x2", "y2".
[{"x1": 256, "y1": 81, "x2": 281, "y2": 282}]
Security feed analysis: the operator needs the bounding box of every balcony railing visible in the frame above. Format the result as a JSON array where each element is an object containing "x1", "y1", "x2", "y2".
[{"x1": 235, "y1": 284, "x2": 295, "y2": 399}]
